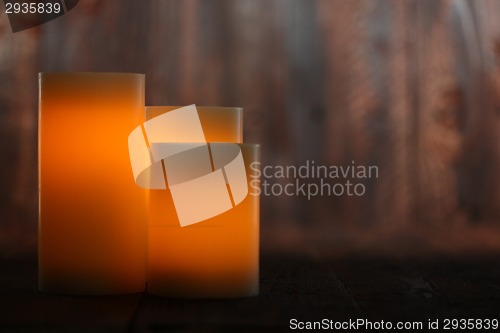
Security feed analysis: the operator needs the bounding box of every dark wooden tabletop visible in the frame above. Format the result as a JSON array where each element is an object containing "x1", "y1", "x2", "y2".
[{"x1": 1, "y1": 251, "x2": 500, "y2": 332}]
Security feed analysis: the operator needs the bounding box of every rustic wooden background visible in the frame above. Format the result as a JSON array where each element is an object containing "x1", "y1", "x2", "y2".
[{"x1": 1, "y1": 0, "x2": 500, "y2": 257}]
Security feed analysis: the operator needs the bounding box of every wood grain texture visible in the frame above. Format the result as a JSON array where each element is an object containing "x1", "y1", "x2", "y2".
[
  {"x1": 0, "y1": 0, "x2": 500, "y2": 254},
  {"x1": 1, "y1": 253, "x2": 500, "y2": 332}
]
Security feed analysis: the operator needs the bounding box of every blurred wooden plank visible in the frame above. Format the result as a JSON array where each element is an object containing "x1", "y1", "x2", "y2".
[
  {"x1": 414, "y1": 256, "x2": 500, "y2": 317},
  {"x1": 331, "y1": 256, "x2": 448, "y2": 320},
  {"x1": 0, "y1": 256, "x2": 142, "y2": 332},
  {"x1": 2, "y1": 253, "x2": 500, "y2": 331},
  {"x1": 331, "y1": 255, "x2": 500, "y2": 320},
  {"x1": 133, "y1": 252, "x2": 360, "y2": 332},
  {"x1": 452, "y1": 0, "x2": 500, "y2": 222},
  {"x1": 2, "y1": 0, "x2": 500, "y2": 254}
]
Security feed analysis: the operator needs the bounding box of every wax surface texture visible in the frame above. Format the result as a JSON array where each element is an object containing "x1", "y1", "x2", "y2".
[
  {"x1": 145, "y1": 106, "x2": 259, "y2": 298},
  {"x1": 39, "y1": 73, "x2": 147, "y2": 294}
]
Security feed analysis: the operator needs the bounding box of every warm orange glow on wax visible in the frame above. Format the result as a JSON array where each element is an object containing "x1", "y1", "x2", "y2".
[
  {"x1": 145, "y1": 106, "x2": 259, "y2": 298},
  {"x1": 39, "y1": 73, "x2": 147, "y2": 294}
]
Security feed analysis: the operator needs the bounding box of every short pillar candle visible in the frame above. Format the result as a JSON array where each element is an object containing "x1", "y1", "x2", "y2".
[{"x1": 144, "y1": 106, "x2": 260, "y2": 298}]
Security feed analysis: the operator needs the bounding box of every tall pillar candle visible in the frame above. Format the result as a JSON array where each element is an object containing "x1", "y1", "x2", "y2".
[
  {"x1": 39, "y1": 72, "x2": 147, "y2": 294},
  {"x1": 142, "y1": 106, "x2": 259, "y2": 298}
]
